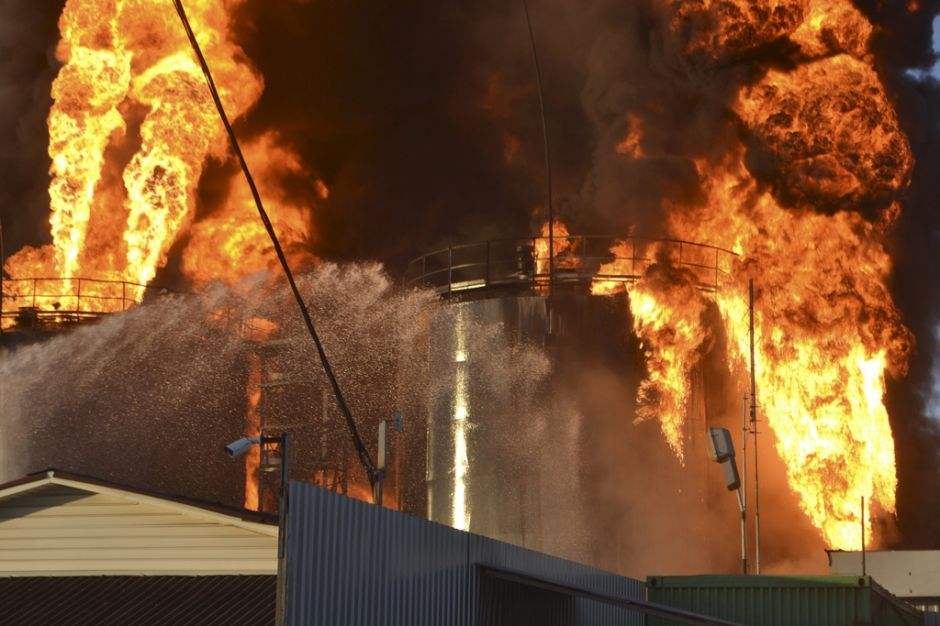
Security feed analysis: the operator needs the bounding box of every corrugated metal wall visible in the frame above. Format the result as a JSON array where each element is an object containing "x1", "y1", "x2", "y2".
[
  {"x1": 285, "y1": 481, "x2": 644, "y2": 626},
  {"x1": 647, "y1": 575, "x2": 923, "y2": 626}
]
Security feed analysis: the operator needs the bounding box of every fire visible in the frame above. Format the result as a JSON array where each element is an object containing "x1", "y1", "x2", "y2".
[
  {"x1": 534, "y1": 219, "x2": 576, "y2": 276},
  {"x1": 629, "y1": 266, "x2": 712, "y2": 459},
  {"x1": 244, "y1": 351, "x2": 263, "y2": 511},
  {"x1": 47, "y1": 0, "x2": 131, "y2": 282},
  {"x1": 591, "y1": 239, "x2": 716, "y2": 457},
  {"x1": 663, "y1": 0, "x2": 807, "y2": 64},
  {"x1": 242, "y1": 315, "x2": 279, "y2": 511},
  {"x1": 591, "y1": 0, "x2": 914, "y2": 549},
  {"x1": 181, "y1": 132, "x2": 318, "y2": 288},
  {"x1": 119, "y1": 0, "x2": 262, "y2": 287},
  {"x1": 735, "y1": 55, "x2": 913, "y2": 208},
  {"x1": 3, "y1": 0, "x2": 302, "y2": 321},
  {"x1": 670, "y1": 156, "x2": 909, "y2": 548},
  {"x1": 789, "y1": 0, "x2": 872, "y2": 59},
  {"x1": 616, "y1": 114, "x2": 645, "y2": 159}
]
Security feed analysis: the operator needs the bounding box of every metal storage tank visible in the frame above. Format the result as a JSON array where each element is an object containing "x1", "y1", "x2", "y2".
[
  {"x1": 406, "y1": 234, "x2": 735, "y2": 569},
  {"x1": 646, "y1": 575, "x2": 924, "y2": 626}
]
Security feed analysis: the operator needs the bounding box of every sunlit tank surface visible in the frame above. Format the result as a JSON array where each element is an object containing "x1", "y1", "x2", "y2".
[{"x1": 408, "y1": 235, "x2": 732, "y2": 570}]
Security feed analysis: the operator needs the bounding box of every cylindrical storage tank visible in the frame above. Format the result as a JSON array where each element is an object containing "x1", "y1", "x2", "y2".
[
  {"x1": 408, "y1": 235, "x2": 739, "y2": 573},
  {"x1": 646, "y1": 575, "x2": 924, "y2": 626},
  {"x1": 419, "y1": 288, "x2": 720, "y2": 569},
  {"x1": 424, "y1": 292, "x2": 646, "y2": 560}
]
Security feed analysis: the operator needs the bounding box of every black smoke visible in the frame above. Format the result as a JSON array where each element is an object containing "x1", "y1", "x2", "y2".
[
  {"x1": 861, "y1": 1, "x2": 940, "y2": 547},
  {"x1": 0, "y1": 0, "x2": 63, "y2": 252}
]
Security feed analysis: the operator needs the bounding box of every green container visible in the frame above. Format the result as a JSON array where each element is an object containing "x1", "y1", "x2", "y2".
[{"x1": 646, "y1": 575, "x2": 923, "y2": 626}]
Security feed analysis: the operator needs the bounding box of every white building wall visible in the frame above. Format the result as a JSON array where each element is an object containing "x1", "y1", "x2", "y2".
[{"x1": 0, "y1": 474, "x2": 277, "y2": 576}]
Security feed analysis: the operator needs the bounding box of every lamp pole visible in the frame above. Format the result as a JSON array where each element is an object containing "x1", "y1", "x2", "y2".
[
  {"x1": 262, "y1": 433, "x2": 290, "y2": 625},
  {"x1": 706, "y1": 427, "x2": 745, "y2": 574},
  {"x1": 372, "y1": 412, "x2": 403, "y2": 507},
  {"x1": 224, "y1": 433, "x2": 290, "y2": 624}
]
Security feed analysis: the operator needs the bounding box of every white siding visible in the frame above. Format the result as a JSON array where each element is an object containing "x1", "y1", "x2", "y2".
[
  {"x1": 829, "y1": 550, "x2": 940, "y2": 598},
  {"x1": 0, "y1": 478, "x2": 277, "y2": 576}
]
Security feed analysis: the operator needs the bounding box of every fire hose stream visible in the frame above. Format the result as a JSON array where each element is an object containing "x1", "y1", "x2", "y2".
[{"x1": 172, "y1": 0, "x2": 380, "y2": 490}]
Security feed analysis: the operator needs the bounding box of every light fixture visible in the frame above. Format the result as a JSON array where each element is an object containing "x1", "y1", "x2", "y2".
[{"x1": 707, "y1": 427, "x2": 747, "y2": 574}]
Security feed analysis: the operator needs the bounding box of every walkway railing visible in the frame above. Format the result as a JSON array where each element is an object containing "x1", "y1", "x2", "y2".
[
  {"x1": 0, "y1": 277, "x2": 169, "y2": 330},
  {"x1": 405, "y1": 235, "x2": 736, "y2": 296}
]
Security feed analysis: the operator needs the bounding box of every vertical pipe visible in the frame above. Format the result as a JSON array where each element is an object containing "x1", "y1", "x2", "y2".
[
  {"x1": 374, "y1": 420, "x2": 387, "y2": 507},
  {"x1": 631, "y1": 238, "x2": 637, "y2": 278},
  {"x1": 736, "y1": 489, "x2": 747, "y2": 574},
  {"x1": 447, "y1": 246, "x2": 453, "y2": 295},
  {"x1": 741, "y1": 394, "x2": 748, "y2": 574},
  {"x1": 861, "y1": 495, "x2": 866, "y2": 576},
  {"x1": 749, "y1": 279, "x2": 761, "y2": 573},
  {"x1": 522, "y1": 0, "x2": 553, "y2": 329},
  {"x1": 275, "y1": 433, "x2": 289, "y2": 626},
  {"x1": 485, "y1": 240, "x2": 491, "y2": 286}
]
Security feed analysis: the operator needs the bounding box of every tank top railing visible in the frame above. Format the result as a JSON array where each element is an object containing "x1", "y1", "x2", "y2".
[
  {"x1": 0, "y1": 277, "x2": 170, "y2": 330},
  {"x1": 405, "y1": 235, "x2": 737, "y2": 296}
]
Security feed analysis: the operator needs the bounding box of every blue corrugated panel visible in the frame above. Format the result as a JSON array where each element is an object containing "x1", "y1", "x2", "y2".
[
  {"x1": 468, "y1": 533, "x2": 643, "y2": 626},
  {"x1": 285, "y1": 481, "x2": 644, "y2": 626},
  {"x1": 285, "y1": 482, "x2": 470, "y2": 626}
]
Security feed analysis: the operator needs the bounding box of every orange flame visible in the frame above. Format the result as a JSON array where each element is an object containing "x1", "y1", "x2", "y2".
[
  {"x1": 616, "y1": 114, "x2": 645, "y2": 159},
  {"x1": 534, "y1": 219, "x2": 577, "y2": 275},
  {"x1": 243, "y1": 351, "x2": 262, "y2": 511},
  {"x1": 595, "y1": 0, "x2": 914, "y2": 549},
  {"x1": 181, "y1": 132, "x2": 318, "y2": 288},
  {"x1": 3, "y1": 0, "x2": 288, "y2": 316},
  {"x1": 669, "y1": 156, "x2": 910, "y2": 549},
  {"x1": 790, "y1": 0, "x2": 872, "y2": 59}
]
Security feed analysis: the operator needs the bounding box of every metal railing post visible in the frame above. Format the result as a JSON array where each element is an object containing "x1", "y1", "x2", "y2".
[
  {"x1": 533, "y1": 237, "x2": 538, "y2": 287},
  {"x1": 485, "y1": 241, "x2": 491, "y2": 286},
  {"x1": 631, "y1": 238, "x2": 637, "y2": 278},
  {"x1": 76, "y1": 278, "x2": 82, "y2": 315},
  {"x1": 447, "y1": 246, "x2": 453, "y2": 295},
  {"x1": 32, "y1": 279, "x2": 37, "y2": 309},
  {"x1": 122, "y1": 282, "x2": 127, "y2": 311}
]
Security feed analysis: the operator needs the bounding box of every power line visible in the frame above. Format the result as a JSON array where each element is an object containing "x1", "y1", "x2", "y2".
[
  {"x1": 522, "y1": 0, "x2": 555, "y2": 322},
  {"x1": 172, "y1": 0, "x2": 379, "y2": 488}
]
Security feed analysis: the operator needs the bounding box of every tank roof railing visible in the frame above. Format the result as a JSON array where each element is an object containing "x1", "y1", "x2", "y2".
[
  {"x1": 405, "y1": 234, "x2": 737, "y2": 297},
  {"x1": 0, "y1": 276, "x2": 171, "y2": 332}
]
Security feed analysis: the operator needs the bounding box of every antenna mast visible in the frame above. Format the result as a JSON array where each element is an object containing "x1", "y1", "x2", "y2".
[
  {"x1": 749, "y1": 278, "x2": 761, "y2": 573},
  {"x1": 741, "y1": 392, "x2": 749, "y2": 574}
]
